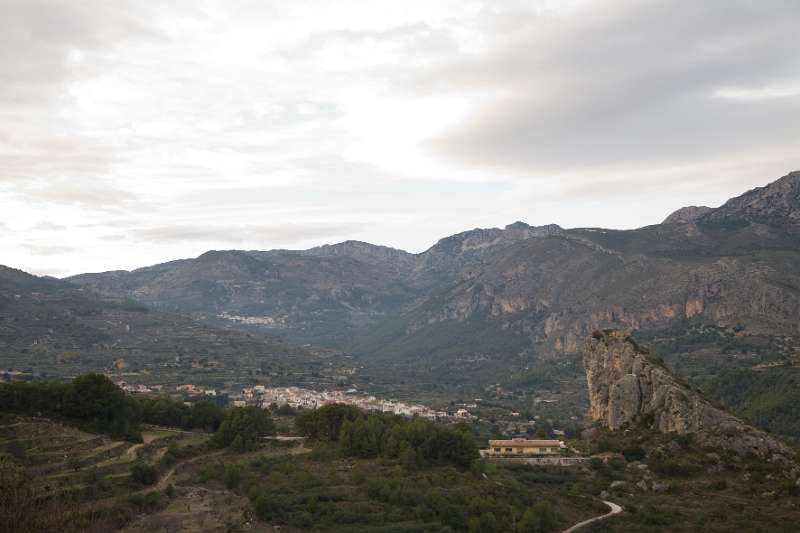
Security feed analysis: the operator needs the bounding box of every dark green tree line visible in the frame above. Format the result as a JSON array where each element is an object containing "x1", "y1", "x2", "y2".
[{"x1": 296, "y1": 403, "x2": 478, "y2": 468}]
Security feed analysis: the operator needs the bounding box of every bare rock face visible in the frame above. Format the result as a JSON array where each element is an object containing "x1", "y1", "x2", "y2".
[
  {"x1": 584, "y1": 330, "x2": 794, "y2": 460},
  {"x1": 663, "y1": 205, "x2": 713, "y2": 224}
]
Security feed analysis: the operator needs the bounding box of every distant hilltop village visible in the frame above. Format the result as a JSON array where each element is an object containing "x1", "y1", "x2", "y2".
[
  {"x1": 237, "y1": 385, "x2": 475, "y2": 420},
  {"x1": 114, "y1": 380, "x2": 475, "y2": 421}
]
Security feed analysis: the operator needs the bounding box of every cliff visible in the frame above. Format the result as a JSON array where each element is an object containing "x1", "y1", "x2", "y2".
[{"x1": 584, "y1": 330, "x2": 793, "y2": 460}]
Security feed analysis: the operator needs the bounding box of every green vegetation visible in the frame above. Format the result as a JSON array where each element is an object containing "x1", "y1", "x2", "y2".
[
  {"x1": 0, "y1": 374, "x2": 138, "y2": 438},
  {"x1": 211, "y1": 406, "x2": 275, "y2": 451},
  {"x1": 0, "y1": 413, "x2": 212, "y2": 532},
  {"x1": 0, "y1": 374, "x2": 225, "y2": 440},
  {"x1": 130, "y1": 462, "x2": 158, "y2": 485},
  {"x1": 572, "y1": 427, "x2": 800, "y2": 532},
  {"x1": 296, "y1": 404, "x2": 478, "y2": 468},
  {"x1": 197, "y1": 451, "x2": 587, "y2": 532},
  {"x1": 139, "y1": 398, "x2": 224, "y2": 432},
  {"x1": 702, "y1": 368, "x2": 800, "y2": 441}
]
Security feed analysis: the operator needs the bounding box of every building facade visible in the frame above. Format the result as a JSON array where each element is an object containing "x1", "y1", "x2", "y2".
[{"x1": 481, "y1": 438, "x2": 564, "y2": 457}]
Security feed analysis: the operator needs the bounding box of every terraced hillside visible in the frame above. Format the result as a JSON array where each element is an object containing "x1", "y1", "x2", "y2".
[
  {"x1": 0, "y1": 265, "x2": 352, "y2": 389},
  {"x1": 0, "y1": 413, "x2": 214, "y2": 531}
]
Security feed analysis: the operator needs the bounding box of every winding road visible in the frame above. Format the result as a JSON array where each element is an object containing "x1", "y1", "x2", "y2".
[{"x1": 562, "y1": 500, "x2": 623, "y2": 532}]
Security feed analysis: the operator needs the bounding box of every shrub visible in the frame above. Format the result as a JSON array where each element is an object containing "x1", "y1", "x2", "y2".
[
  {"x1": 517, "y1": 501, "x2": 558, "y2": 532},
  {"x1": 127, "y1": 491, "x2": 162, "y2": 513},
  {"x1": 673, "y1": 433, "x2": 695, "y2": 449},
  {"x1": 130, "y1": 462, "x2": 158, "y2": 485},
  {"x1": 224, "y1": 464, "x2": 242, "y2": 489},
  {"x1": 622, "y1": 446, "x2": 647, "y2": 462},
  {"x1": 648, "y1": 458, "x2": 699, "y2": 478}
]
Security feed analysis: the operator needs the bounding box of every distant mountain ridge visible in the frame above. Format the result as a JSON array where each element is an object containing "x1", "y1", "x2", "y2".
[
  {"x1": 68, "y1": 221, "x2": 564, "y2": 347},
  {"x1": 0, "y1": 264, "x2": 326, "y2": 382},
  {"x1": 66, "y1": 171, "x2": 800, "y2": 390}
]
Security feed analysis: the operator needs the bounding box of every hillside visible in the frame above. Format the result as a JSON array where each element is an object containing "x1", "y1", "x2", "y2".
[
  {"x1": 67, "y1": 222, "x2": 560, "y2": 348},
  {"x1": 0, "y1": 266, "x2": 346, "y2": 388},
  {"x1": 65, "y1": 172, "x2": 800, "y2": 399},
  {"x1": 584, "y1": 330, "x2": 792, "y2": 459}
]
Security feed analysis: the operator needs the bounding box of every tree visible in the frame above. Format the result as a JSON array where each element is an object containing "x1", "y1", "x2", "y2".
[
  {"x1": 189, "y1": 401, "x2": 224, "y2": 431},
  {"x1": 65, "y1": 374, "x2": 132, "y2": 434},
  {"x1": 518, "y1": 502, "x2": 558, "y2": 533},
  {"x1": 224, "y1": 464, "x2": 242, "y2": 489},
  {"x1": 469, "y1": 512, "x2": 499, "y2": 533},
  {"x1": 130, "y1": 462, "x2": 158, "y2": 485},
  {"x1": 400, "y1": 445, "x2": 418, "y2": 470},
  {"x1": 212, "y1": 407, "x2": 274, "y2": 451}
]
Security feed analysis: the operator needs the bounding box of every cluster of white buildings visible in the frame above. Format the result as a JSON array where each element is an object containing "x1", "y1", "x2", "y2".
[
  {"x1": 217, "y1": 312, "x2": 285, "y2": 326},
  {"x1": 176, "y1": 384, "x2": 218, "y2": 396},
  {"x1": 114, "y1": 381, "x2": 153, "y2": 394},
  {"x1": 234, "y1": 385, "x2": 474, "y2": 420}
]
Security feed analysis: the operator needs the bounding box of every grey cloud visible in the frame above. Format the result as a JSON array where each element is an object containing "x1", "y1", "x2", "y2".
[
  {"x1": 430, "y1": 0, "x2": 800, "y2": 173},
  {"x1": 9, "y1": 179, "x2": 142, "y2": 210},
  {"x1": 21, "y1": 243, "x2": 76, "y2": 256},
  {"x1": 281, "y1": 23, "x2": 460, "y2": 64},
  {"x1": 32, "y1": 222, "x2": 67, "y2": 231},
  {"x1": 0, "y1": 0, "x2": 163, "y2": 97},
  {"x1": 0, "y1": 1, "x2": 165, "y2": 184},
  {"x1": 105, "y1": 222, "x2": 363, "y2": 246},
  {"x1": 23, "y1": 265, "x2": 72, "y2": 278}
]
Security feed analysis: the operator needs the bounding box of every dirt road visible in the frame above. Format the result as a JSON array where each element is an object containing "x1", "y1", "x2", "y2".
[{"x1": 562, "y1": 500, "x2": 622, "y2": 532}]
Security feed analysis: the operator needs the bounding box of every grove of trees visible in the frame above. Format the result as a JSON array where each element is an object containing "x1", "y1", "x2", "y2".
[
  {"x1": 212, "y1": 406, "x2": 275, "y2": 451},
  {"x1": 296, "y1": 403, "x2": 478, "y2": 468},
  {"x1": 0, "y1": 374, "x2": 225, "y2": 440}
]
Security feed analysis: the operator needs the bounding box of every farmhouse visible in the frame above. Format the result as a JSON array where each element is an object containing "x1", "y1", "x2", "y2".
[{"x1": 481, "y1": 438, "x2": 564, "y2": 457}]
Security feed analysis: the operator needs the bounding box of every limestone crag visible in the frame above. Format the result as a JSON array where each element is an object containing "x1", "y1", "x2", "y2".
[
  {"x1": 584, "y1": 330, "x2": 793, "y2": 459},
  {"x1": 662, "y1": 205, "x2": 713, "y2": 224}
]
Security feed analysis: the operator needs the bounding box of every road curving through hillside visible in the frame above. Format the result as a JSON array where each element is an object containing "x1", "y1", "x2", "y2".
[{"x1": 562, "y1": 500, "x2": 622, "y2": 532}]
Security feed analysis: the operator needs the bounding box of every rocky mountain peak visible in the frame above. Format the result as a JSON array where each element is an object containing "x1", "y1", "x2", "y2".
[
  {"x1": 302, "y1": 240, "x2": 416, "y2": 272},
  {"x1": 700, "y1": 170, "x2": 800, "y2": 230},
  {"x1": 427, "y1": 222, "x2": 563, "y2": 254},
  {"x1": 662, "y1": 205, "x2": 713, "y2": 224},
  {"x1": 584, "y1": 330, "x2": 793, "y2": 460}
]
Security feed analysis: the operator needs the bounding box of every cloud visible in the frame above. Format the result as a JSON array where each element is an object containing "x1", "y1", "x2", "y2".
[
  {"x1": 32, "y1": 222, "x2": 67, "y2": 231},
  {"x1": 105, "y1": 222, "x2": 363, "y2": 246},
  {"x1": 429, "y1": 0, "x2": 800, "y2": 173},
  {"x1": 0, "y1": 1, "x2": 165, "y2": 183},
  {"x1": 21, "y1": 265, "x2": 73, "y2": 278},
  {"x1": 8, "y1": 179, "x2": 141, "y2": 210},
  {"x1": 1, "y1": 0, "x2": 799, "y2": 277},
  {"x1": 20, "y1": 243, "x2": 76, "y2": 256}
]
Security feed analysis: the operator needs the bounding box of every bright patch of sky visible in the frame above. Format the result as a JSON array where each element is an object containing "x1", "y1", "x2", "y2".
[{"x1": 1, "y1": 0, "x2": 798, "y2": 276}]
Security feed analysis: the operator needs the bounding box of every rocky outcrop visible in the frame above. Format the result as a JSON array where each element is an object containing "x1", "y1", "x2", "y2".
[
  {"x1": 584, "y1": 330, "x2": 794, "y2": 459},
  {"x1": 701, "y1": 170, "x2": 800, "y2": 232},
  {"x1": 662, "y1": 205, "x2": 713, "y2": 224}
]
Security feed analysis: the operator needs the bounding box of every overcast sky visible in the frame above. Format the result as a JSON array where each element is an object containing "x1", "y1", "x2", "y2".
[{"x1": 2, "y1": 0, "x2": 799, "y2": 277}]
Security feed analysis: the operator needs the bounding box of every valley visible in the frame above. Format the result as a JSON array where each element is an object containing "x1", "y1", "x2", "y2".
[
  {"x1": 3, "y1": 171, "x2": 800, "y2": 532},
  {"x1": 21, "y1": 171, "x2": 793, "y2": 441}
]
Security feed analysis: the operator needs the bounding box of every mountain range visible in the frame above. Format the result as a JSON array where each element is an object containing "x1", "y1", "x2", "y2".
[
  {"x1": 0, "y1": 264, "x2": 348, "y2": 388},
  {"x1": 65, "y1": 172, "x2": 800, "y2": 378},
  {"x1": 4, "y1": 171, "x2": 799, "y2": 400}
]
